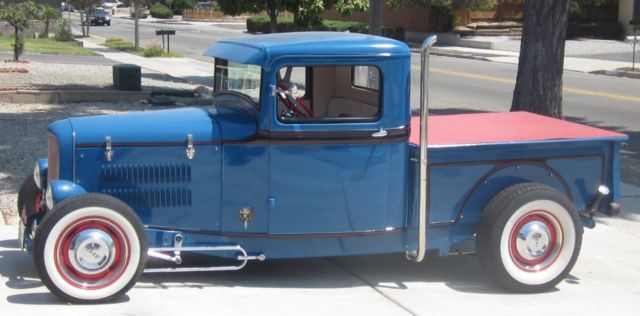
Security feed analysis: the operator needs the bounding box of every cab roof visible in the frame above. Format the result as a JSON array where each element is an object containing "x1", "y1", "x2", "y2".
[{"x1": 203, "y1": 32, "x2": 411, "y2": 69}]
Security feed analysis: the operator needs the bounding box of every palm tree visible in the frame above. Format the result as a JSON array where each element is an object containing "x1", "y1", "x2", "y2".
[{"x1": 41, "y1": 4, "x2": 61, "y2": 38}]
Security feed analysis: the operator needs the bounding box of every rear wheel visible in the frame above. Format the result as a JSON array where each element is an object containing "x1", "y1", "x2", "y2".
[
  {"x1": 477, "y1": 183, "x2": 582, "y2": 292},
  {"x1": 34, "y1": 194, "x2": 147, "y2": 303}
]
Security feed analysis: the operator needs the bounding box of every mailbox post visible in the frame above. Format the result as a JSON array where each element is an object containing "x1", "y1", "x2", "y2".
[{"x1": 155, "y1": 29, "x2": 176, "y2": 53}]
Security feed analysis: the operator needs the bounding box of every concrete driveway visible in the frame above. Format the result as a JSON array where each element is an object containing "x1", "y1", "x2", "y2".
[{"x1": 1, "y1": 184, "x2": 639, "y2": 315}]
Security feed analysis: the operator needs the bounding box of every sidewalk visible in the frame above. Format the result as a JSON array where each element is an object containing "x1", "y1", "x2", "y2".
[
  {"x1": 420, "y1": 35, "x2": 640, "y2": 77},
  {"x1": 78, "y1": 38, "x2": 213, "y2": 86},
  {"x1": 427, "y1": 45, "x2": 639, "y2": 76}
]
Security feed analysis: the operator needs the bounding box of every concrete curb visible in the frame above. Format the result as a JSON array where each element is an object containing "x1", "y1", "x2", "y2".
[
  {"x1": 591, "y1": 69, "x2": 640, "y2": 79},
  {"x1": 0, "y1": 89, "x2": 151, "y2": 104}
]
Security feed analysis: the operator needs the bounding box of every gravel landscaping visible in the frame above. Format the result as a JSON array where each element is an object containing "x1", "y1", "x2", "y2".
[
  {"x1": 0, "y1": 61, "x2": 200, "y2": 91},
  {"x1": 0, "y1": 101, "x2": 179, "y2": 225}
]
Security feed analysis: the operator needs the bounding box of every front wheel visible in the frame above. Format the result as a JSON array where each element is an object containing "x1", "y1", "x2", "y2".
[
  {"x1": 17, "y1": 174, "x2": 42, "y2": 224},
  {"x1": 477, "y1": 183, "x2": 583, "y2": 292},
  {"x1": 33, "y1": 194, "x2": 147, "y2": 303}
]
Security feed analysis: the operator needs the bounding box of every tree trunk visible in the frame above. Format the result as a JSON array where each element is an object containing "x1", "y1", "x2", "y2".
[
  {"x1": 44, "y1": 19, "x2": 50, "y2": 37},
  {"x1": 80, "y1": 12, "x2": 86, "y2": 36},
  {"x1": 86, "y1": 14, "x2": 91, "y2": 36},
  {"x1": 13, "y1": 27, "x2": 19, "y2": 62},
  {"x1": 134, "y1": 9, "x2": 140, "y2": 49},
  {"x1": 510, "y1": 0, "x2": 571, "y2": 119},
  {"x1": 368, "y1": 0, "x2": 382, "y2": 35},
  {"x1": 266, "y1": 0, "x2": 279, "y2": 33}
]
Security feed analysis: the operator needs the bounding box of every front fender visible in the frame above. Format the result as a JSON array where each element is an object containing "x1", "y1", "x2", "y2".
[{"x1": 46, "y1": 180, "x2": 87, "y2": 209}]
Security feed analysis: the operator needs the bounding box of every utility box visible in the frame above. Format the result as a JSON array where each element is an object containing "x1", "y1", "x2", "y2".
[{"x1": 113, "y1": 64, "x2": 141, "y2": 91}]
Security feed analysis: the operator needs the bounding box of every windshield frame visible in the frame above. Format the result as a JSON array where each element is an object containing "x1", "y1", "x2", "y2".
[{"x1": 213, "y1": 58, "x2": 262, "y2": 110}]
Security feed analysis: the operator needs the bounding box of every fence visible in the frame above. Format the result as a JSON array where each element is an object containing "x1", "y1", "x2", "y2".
[{"x1": 182, "y1": 9, "x2": 244, "y2": 21}]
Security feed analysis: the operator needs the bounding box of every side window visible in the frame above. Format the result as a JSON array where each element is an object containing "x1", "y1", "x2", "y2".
[
  {"x1": 352, "y1": 66, "x2": 380, "y2": 91},
  {"x1": 277, "y1": 65, "x2": 381, "y2": 123}
]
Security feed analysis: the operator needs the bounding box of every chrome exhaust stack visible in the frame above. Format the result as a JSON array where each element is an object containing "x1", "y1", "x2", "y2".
[{"x1": 408, "y1": 35, "x2": 437, "y2": 263}]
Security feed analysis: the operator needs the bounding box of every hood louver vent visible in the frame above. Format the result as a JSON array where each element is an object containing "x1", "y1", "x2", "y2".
[{"x1": 100, "y1": 163, "x2": 192, "y2": 208}]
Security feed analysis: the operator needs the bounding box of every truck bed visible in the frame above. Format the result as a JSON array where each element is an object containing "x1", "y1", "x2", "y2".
[
  {"x1": 407, "y1": 111, "x2": 627, "y2": 254},
  {"x1": 409, "y1": 111, "x2": 625, "y2": 147}
]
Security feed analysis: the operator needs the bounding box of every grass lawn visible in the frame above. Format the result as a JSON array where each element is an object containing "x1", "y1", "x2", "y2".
[
  {"x1": 0, "y1": 36, "x2": 98, "y2": 56},
  {"x1": 103, "y1": 38, "x2": 180, "y2": 58}
]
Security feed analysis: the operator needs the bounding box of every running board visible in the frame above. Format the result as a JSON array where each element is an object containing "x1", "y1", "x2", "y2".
[{"x1": 144, "y1": 235, "x2": 265, "y2": 273}]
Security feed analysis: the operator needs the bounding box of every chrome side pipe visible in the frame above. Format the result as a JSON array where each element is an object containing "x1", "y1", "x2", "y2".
[
  {"x1": 408, "y1": 35, "x2": 437, "y2": 263},
  {"x1": 145, "y1": 245, "x2": 266, "y2": 273}
]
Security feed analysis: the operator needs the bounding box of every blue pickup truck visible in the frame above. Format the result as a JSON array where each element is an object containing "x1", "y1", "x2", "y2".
[{"x1": 17, "y1": 32, "x2": 627, "y2": 303}]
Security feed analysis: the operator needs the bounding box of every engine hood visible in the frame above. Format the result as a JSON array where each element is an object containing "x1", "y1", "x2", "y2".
[{"x1": 64, "y1": 107, "x2": 257, "y2": 146}]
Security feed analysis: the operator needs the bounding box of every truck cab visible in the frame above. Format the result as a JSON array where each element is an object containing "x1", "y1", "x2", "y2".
[
  {"x1": 204, "y1": 32, "x2": 412, "y2": 237},
  {"x1": 19, "y1": 32, "x2": 627, "y2": 303}
]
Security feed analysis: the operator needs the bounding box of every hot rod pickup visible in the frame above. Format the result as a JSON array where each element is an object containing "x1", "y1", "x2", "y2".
[{"x1": 17, "y1": 32, "x2": 627, "y2": 303}]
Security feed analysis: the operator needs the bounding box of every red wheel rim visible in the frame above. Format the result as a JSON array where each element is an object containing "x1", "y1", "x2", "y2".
[
  {"x1": 53, "y1": 216, "x2": 131, "y2": 290},
  {"x1": 508, "y1": 211, "x2": 562, "y2": 272}
]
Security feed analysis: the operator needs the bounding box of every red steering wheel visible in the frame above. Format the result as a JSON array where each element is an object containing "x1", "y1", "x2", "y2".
[{"x1": 277, "y1": 82, "x2": 313, "y2": 118}]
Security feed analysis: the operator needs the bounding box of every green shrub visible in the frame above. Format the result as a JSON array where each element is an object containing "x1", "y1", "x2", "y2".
[
  {"x1": 12, "y1": 37, "x2": 25, "y2": 57},
  {"x1": 246, "y1": 16, "x2": 270, "y2": 33},
  {"x1": 143, "y1": 43, "x2": 165, "y2": 57},
  {"x1": 567, "y1": 22, "x2": 624, "y2": 40},
  {"x1": 172, "y1": 0, "x2": 198, "y2": 14},
  {"x1": 53, "y1": 18, "x2": 73, "y2": 42},
  {"x1": 150, "y1": 4, "x2": 173, "y2": 19},
  {"x1": 245, "y1": 16, "x2": 405, "y2": 41}
]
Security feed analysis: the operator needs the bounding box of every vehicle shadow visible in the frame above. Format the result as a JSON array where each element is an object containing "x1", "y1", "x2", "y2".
[{"x1": 1, "y1": 231, "x2": 578, "y2": 306}]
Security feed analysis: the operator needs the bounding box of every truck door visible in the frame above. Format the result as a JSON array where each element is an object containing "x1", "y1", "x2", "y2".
[{"x1": 267, "y1": 65, "x2": 409, "y2": 235}]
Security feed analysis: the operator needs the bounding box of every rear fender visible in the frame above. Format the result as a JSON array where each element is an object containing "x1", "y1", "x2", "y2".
[{"x1": 449, "y1": 162, "x2": 570, "y2": 247}]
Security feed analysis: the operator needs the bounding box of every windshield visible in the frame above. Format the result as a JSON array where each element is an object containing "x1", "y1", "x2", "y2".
[{"x1": 214, "y1": 59, "x2": 262, "y2": 104}]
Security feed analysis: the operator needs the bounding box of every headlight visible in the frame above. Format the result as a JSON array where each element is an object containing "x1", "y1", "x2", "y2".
[
  {"x1": 33, "y1": 162, "x2": 41, "y2": 189},
  {"x1": 106, "y1": 16, "x2": 110, "y2": 20},
  {"x1": 45, "y1": 183, "x2": 54, "y2": 210},
  {"x1": 33, "y1": 159, "x2": 48, "y2": 189}
]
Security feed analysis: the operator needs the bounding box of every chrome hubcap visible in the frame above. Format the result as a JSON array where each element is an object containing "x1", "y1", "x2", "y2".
[
  {"x1": 68, "y1": 229, "x2": 116, "y2": 275},
  {"x1": 515, "y1": 220, "x2": 551, "y2": 261}
]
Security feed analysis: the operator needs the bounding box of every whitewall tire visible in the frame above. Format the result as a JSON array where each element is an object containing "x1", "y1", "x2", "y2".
[
  {"x1": 477, "y1": 183, "x2": 583, "y2": 292},
  {"x1": 34, "y1": 194, "x2": 147, "y2": 303}
]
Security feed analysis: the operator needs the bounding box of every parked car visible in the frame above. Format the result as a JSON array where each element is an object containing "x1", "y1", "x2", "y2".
[
  {"x1": 60, "y1": 2, "x2": 74, "y2": 12},
  {"x1": 102, "y1": 0, "x2": 121, "y2": 9},
  {"x1": 84, "y1": 9, "x2": 111, "y2": 26},
  {"x1": 194, "y1": 1, "x2": 216, "y2": 10}
]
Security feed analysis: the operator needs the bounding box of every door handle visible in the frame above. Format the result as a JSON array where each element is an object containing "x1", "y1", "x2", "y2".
[{"x1": 372, "y1": 127, "x2": 388, "y2": 138}]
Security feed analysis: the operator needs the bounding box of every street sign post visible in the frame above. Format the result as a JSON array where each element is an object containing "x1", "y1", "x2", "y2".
[{"x1": 155, "y1": 29, "x2": 176, "y2": 53}]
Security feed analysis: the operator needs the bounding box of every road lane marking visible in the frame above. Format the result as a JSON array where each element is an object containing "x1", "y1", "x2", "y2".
[
  {"x1": 431, "y1": 67, "x2": 516, "y2": 84},
  {"x1": 414, "y1": 66, "x2": 640, "y2": 104},
  {"x1": 562, "y1": 87, "x2": 640, "y2": 103}
]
